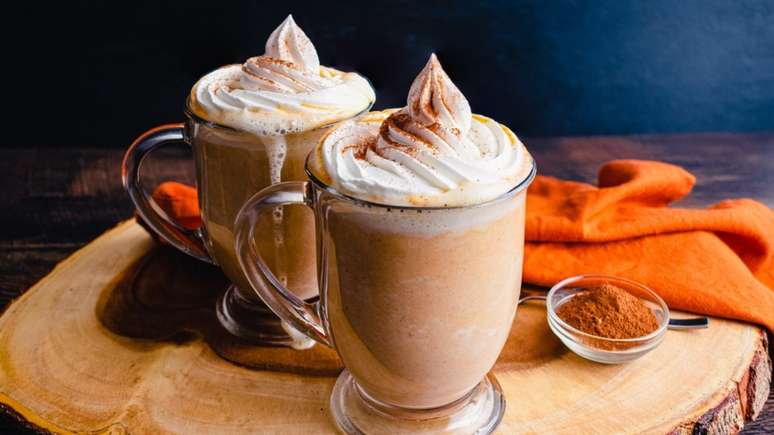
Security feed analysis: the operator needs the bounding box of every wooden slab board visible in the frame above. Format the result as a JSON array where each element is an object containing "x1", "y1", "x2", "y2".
[{"x1": 0, "y1": 220, "x2": 770, "y2": 434}]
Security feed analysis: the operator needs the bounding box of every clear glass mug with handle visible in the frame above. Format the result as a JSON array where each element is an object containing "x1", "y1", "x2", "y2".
[
  {"x1": 122, "y1": 100, "x2": 370, "y2": 347},
  {"x1": 235, "y1": 157, "x2": 536, "y2": 434}
]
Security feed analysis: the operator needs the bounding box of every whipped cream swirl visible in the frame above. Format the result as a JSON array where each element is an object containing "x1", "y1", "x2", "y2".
[
  {"x1": 310, "y1": 54, "x2": 533, "y2": 207},
  {"x1": 190, "y1": 15, "x2": 374, "y2": 136}
]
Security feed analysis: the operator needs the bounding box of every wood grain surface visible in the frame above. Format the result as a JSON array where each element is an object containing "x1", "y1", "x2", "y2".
[
  {"x1": 0, "y1": 133, "x2": 772, "y2": 433},
  {"x1": 0, "y1": 220, "x2": 769, "y2": 434}
]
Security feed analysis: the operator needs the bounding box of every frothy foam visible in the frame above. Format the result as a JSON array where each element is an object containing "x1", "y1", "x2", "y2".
[
  {"x1": 262, "y1": 135, "x2": 289, "y2": 288},
  {"x1": 331, "y1": 192, "x2": 525, "y2": 237}
]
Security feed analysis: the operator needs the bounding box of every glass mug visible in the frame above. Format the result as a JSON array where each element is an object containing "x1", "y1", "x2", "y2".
[
  {"x1": 122, "y1": 100, "x2": 371, "y2": 346},
  {"x1": 235, "y1": 157, "x2": 536, "y2": 434}
]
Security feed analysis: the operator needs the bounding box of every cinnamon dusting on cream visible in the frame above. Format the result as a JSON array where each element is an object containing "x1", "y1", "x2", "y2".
[
  {"x1": 189, "y1": 15, "x2": 374, "y2": 135},
  {"x1": 309, "y1": 55, "x2": 532, "y2": 207},
  {"x1": 342, "y1": 55, "x2": 471, "y2": 161}
]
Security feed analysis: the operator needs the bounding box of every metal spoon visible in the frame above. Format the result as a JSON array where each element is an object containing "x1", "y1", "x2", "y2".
[{"x1": 517, "y1": 294, "x2": 709, "y2": 330}]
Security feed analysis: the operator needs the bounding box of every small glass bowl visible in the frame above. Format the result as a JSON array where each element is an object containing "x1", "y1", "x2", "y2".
[{"x1": 546, "y1": 274, "x2": 670, "y2": 364}]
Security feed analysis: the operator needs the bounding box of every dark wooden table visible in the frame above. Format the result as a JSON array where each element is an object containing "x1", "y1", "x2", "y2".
[{"x1": 1, "y1": 133, "x2": 772, "y2": 434}]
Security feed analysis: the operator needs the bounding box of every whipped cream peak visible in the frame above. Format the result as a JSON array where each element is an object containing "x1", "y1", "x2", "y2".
[
  {"x1": 407, "y1": 54, "x2": 471, "y2": 134},
  {"x1": 374, "y1": 55, "x2": 477, "y2": 162},
  {"x1": 264, "y1": 15, "x2": 320, "y2": 73},
  {"x1": 311, "y1": 55, "x2": 533, "y2": 207},
  {"x1": 237, "y1": 15, "x2": 326, "y2": 94},
  {"x1": 190, "y1": 16, "x2": 374, "y2": 136}
]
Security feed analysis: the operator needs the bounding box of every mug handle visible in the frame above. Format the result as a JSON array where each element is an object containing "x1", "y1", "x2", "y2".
[
  {"x1": 234, "y1": 181, "x2": 331, "y2": 346},
  {"x1": 122, "y1": 124, "x2": 213, "y2": 263}
]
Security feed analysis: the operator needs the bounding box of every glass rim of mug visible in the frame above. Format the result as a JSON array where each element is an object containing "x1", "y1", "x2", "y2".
[
  {"x1": 182, "y1": 67, "x2": 376, "y2": 134},
  {"x1": 304, "y1": 155, "x2": 537, "y2": 211}
]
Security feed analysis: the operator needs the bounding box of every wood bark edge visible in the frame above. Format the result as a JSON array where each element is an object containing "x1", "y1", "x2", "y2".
[
  {"x1": 668, "y1": 330, "x2": 771, "y2": 435},
  {"x1": 0, "y1": 402, "x2": 51, "y2": 435}
]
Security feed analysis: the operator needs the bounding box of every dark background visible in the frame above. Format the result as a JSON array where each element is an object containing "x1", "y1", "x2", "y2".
[
  {"x1": 46, "y1": 0, "x2": 774, "y2": 147},
  {"x1": 2, "y1": 3, "x2": 774, "y2": 433}
]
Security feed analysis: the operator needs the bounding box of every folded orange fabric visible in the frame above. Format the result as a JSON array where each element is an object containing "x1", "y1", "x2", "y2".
[
  {"x1": 147, "y1": 160, "x2": 774, "y2": 331},
  {"x1": 525, "y1": 160, "x2": 773, "y2": 331}
]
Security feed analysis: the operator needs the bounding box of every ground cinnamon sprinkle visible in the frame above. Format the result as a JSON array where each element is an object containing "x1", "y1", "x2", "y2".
[{"x1": 556, "y1": 283, "x2": 660, "y2": 339}]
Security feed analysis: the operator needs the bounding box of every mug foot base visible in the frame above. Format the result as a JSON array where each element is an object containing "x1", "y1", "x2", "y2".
[
  {"x1": 215, "y1": 284, "x2": 315, "y2": 349},
  {"x1": 330, "y1": 370, "x2": 505, "y2": 435}
]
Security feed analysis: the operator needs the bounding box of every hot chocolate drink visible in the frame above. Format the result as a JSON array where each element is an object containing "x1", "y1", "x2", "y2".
[
  {"x1": 308, "y1": 55, "x2": 533, "y2": 411},
  {"x1": 323, "y1": 192, "x2": 526, "y2": 408},
  {"x1": 124, "y1": 15, "x2": 374, "y2": 345},
  {"x1": 192, "y1": 125, "x2": 323, "y2": 298},
  {"x1": 189, "y1": 15, "x2": 373, "y2": 303},
  {"x1": 236, "y1": 54, "x2": 534, "y2": 432}
]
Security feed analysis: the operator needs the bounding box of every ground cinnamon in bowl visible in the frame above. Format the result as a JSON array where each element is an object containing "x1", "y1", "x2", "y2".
[{"x1": 555, "y1": 283, "x2": 659, "y2": 339}]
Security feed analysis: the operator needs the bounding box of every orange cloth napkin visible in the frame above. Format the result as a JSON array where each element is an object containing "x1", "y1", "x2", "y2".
[
  {"x1": 525, "y1": 160, "x2": 774, "y2": 331},
  {"x1": 146, "y1": 160, "x2": 774, "y2": 331}
]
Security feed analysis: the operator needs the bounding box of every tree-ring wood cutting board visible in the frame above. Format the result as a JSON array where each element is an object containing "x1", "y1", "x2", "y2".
[{"x1": 0, "y1": 221, "x2": 769, "y2": 434}]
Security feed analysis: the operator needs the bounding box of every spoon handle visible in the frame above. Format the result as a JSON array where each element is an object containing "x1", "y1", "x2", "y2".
[
  {"x1": 668, "y1": 317, "x2": 710, "y2": 330},
  {"x1": 517, "y1": 295, "x2": 547, "y2": 304}
]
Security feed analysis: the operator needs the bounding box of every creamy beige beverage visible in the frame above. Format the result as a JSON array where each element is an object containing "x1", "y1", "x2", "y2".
[
  {"x1": 188, "y1": 15, "x2": 374, "y2": 301},
  {"x1": 324, "y1": 195, "x2": 526, "y2": 408},
  {"x1": 308, "y1": 55, "x2": 533, "y2": 409},
  {"x1": 192, "y1": 125, "x2": 322, "y2": 297}
]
